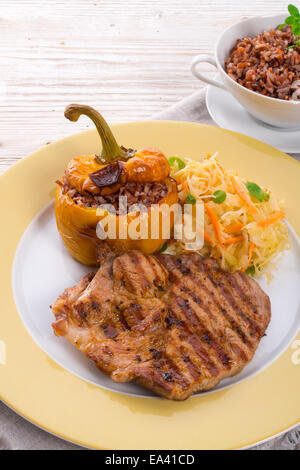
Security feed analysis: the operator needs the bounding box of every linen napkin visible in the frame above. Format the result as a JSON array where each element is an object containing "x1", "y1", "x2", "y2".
[{"x1": 1, "y1": 88, "x2": 299, "y2": 450}]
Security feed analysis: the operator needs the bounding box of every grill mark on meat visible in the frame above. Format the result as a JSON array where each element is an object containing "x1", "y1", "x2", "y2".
[
  {"x1": 114, "y1": 307, "x2": 130, "y2": 330},
  {"x1": 180, "y1": 285, "x2": 233, "y2": 367},
  {"x1": 160, "y1": 255, "x2": 264, "y2": 364},
  {"x1": 171, "y1": 326, "x2": 214, "y2": 376},
  {"x1": 141, "y1": 256, "x2": 163, "y2": 293},
  {"x1": 165, "y1": 341, "x2": 197, "y2": 385},
  {"x1": 174, "y1": 257, "x2": 191, "y2": 276},
  {"x1": 117, "y1": 251, "x2": 165, "y2": 297},
  {"x1": 230, "y1": 275, "x2": 263, "y2": 337},
  {"x1": 129, "y1": 252, "x2": 151, "y2": 292},
  {"x1": 150, "y1": 258, "x2": 169, "y2": 292},
  {"x1": 184, "y1": 278, "x2": 250, "y2": 363},
  {"x1": 175, "y1": 290, "x2": 232, "y2": 369},
  {"x1": 141, "y1": 368, "x2": 174, "y2": 393},
  {"x1": 137, "y1": 253, "x2": 168, "y2": 295},
  {"x1": 215, "y1": 271, "x2": 262, "y2": 338},
  {"x1": 166, "y1": 337, "x2": 202, "y2": 383},
  {"x1": 161, "y1": 256, "x2": 254, "y2": 366},
  {"x1": 184, "y1": 333, "x2": 219, "y2": 377},
  {"x1": 73, "y1": 301, "x2": 90, "y2": 326},
  {"x1": 188, "y1": 270, "x2": 253, "y2": 350},
  {"x1": 129, "y1": 252, "x2": 151, "y2": 293},
  {"x1": 165, "y1": 256, "x2": 253, "y2": 349},
  {"x1": 236, "y1": 271, "x2": 261, "y2": 312},
  {"x1": 114, "y1": 254, "x2": 144, "y2": 294},
  {"x1": 178, "y1": 346, "x2": 202, "y2": 380},
  {"x1": 52, "y1": 251, "x2": 271, "y2": 400},
  {"x1": 231, "y1": 343, "x2": 248, "y2": 362},
  {"x1": 236, "y1": 270, "x2": 271, "y2": 323},
  {"x1": 234, "y1": 272, "x2": 258, "y2": 311},
  {"x1": 165, "y1": 310, "x2": 182, "y2": 328},
  {"x1": 129, "y1": 361, "x2": 175, "y2": 394},
  {"x1": 200, "y1": 261, "x2": 261, "y2": 340},
  {"x1": 158, "y1": 358, "x2": 190, "y2": 389},
  {"x1": 170, "y1": 296, "x2": 220, "y2": 376}
]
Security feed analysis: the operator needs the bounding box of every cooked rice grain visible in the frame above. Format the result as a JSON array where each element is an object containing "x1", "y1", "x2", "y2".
[
  {"x1": 60, "y1": 179, "x2": 168, "y2": 213},
  {"x1": 225, "y1": 26, "x2": 300, "y2": 100}
]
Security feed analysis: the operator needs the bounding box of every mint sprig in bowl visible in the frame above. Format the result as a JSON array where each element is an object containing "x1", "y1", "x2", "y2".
[
  {"x1": 191, "y1": 12, "x2": 300, "y2": 129},
  {"x1": 278, "y1": 4, "x2": 300, "y2": 49}
]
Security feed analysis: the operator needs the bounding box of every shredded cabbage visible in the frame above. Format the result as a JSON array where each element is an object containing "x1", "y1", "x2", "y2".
[{"x1": 169, "y1": 152, "x2": 290, "y2": 279}]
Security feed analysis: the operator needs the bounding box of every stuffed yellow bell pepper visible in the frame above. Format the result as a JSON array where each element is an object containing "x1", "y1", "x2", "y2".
[{"x1": 55, "y1": 104, "x2": 178, "y2": 265}]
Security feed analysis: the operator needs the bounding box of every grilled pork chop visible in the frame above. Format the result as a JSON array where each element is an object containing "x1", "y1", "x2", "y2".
[{"x1": 52, "y1": 251, "x2": 271, "y2": 400}]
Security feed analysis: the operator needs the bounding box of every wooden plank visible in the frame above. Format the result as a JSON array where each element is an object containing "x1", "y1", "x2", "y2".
[{"x1": 0, "y1": 0, "x2": 285, "y2": 170}]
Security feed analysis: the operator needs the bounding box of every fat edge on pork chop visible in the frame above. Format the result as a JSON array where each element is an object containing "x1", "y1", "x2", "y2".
[{"x1": 51, "y1": 251, "x2": 271, "y2": 400}]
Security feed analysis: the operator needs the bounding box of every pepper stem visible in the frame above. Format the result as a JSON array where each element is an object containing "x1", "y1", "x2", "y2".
[{"x1": 64, "y1": 104, "x2": 127, "y2": 163}]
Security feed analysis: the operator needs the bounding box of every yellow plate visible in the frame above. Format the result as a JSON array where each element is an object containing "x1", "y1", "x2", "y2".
[{"x1": 1, "y1": 121, "x2": 300, "y2": 450}]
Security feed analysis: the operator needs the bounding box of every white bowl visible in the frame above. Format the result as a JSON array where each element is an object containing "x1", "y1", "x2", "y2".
[{"x1": 191, "y1": 14, "x2": 300, "y2": 129}]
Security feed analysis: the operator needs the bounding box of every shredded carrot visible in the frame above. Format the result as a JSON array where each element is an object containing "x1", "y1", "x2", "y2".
[
  {"x1": 242, "y1": 242, "x2": 256, "y2": 271},
  {"x1": 223, "y1": 236, "x2": 244, "y2": 245},
  {"x1": 224, "y1": 222, "x2": 244, "y2": 233},
  {"x1": 204, "y1": 204, "x2": 224, "y2": 248},
  {"x1": 248, "y1": 242, "x2": 256, "y2": 261},
  {"x1": 230, "y1": 176, "x2": 259, "y2": 215},
  {"x1": 204, "y1": 232, "x2": 214, "y2": 244},
  {"x1": 180, "y1": 181, "x2": 188, "y2": 190},
  {"x1": 169, "y1": 154, "x2": 290, "y2": 275},
  {"x1": 257, "y1": 211, "x2": 286, "y2": 228}
]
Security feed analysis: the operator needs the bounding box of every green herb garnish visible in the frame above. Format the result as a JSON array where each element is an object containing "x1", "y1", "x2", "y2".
[
  {"x1": 186, "y1": 194, "x2": 196, "y2": 204},
  {"x1": 159, "y1": 242, "x2": 168, "y2": 253},
  {"x1": 168, "y1": 156, "x2": 185, "y2": 170},
  {"x1": 278, "y1": 4, "x2": 300, "y2": 48},
  {"x1": 245, "y1": 182, "x2": 269, "y2": 202},
  {"x1": 213, "y1": 190, "x2": 226, "y2": 204},
  {"x1": 245, "y1": 265, "x2": 255, "y2": 276},
  {"x1": 288, "y1": 3, "x2": 300, "y2": 15},
  {"x1": 287, "y1": 40, "x2": 300, "y2": 49}
]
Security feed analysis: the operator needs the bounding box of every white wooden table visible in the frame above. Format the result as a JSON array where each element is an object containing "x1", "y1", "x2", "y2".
[
  {"x1": 1, "y1": 0, "x2": 298, "y2": 451},
  {"x1": 0, "y1": 0, "x2": 285, "y2": 174}
]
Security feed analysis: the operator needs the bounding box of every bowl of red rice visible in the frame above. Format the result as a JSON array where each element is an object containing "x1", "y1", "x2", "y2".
[{"x1": 191, "y1": 14, "x2": 300, "y2": 129}]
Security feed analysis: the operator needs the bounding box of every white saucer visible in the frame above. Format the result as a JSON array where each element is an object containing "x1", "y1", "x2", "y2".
[{"x1": 206, "y1": 74, "x2": 300, "y2": 153}]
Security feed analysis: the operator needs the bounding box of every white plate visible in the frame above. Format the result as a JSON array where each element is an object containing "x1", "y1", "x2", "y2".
[
  {"x1": 12, "y1": 201, "x2": 300, "y2": 399},
  {"x1": 206, "y1": 75, "x2": 300, "y2": 154}
]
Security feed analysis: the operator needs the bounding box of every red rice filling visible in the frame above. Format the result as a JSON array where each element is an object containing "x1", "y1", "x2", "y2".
[
  {"x1": 225, "y1": 26, "x2": 300, "y2": 100},
  {"x1": 59, "y1": 179, "x2": 169, "y2": 213}
]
